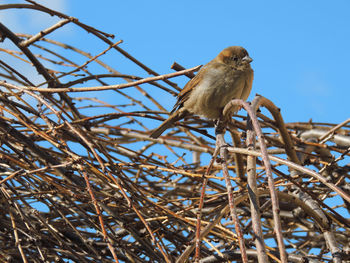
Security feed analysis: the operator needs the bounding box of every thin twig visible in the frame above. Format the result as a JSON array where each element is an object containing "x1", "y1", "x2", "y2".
[
  {"x1": 224, "y1": 99, "x2": 287, "y2": 263},
  {"x1": 0, "y1": 66, "x2": 201, "y2": 93},
  {"x1": 195, "y1": 146, "x2": 220, "y2": 261},
  {"x1": 217, "y1": 132, "x2": 249, "y2": 263},
  {"x1": 226, "y1": 146, "x2": 350, "y2": 203},
  {"x1": 19, "y1": 18, "x2": 73, "y2": 47},
  {"x1": 246, "y1": 115, "x2": 269, "y2": 263}
]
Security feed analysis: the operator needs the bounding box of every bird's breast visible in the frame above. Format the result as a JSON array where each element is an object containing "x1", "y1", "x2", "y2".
[{"x1": 183, "y1": 68, "x2": 247, "y2": 119}]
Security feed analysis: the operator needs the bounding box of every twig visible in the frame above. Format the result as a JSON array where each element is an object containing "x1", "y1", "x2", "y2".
[
  {"x1": 49, "y1": 40, "x2": 123, "y2": 82},
  {"x1": 246, "y1": 115, "x2": 269, "y2": 263},
  {"x1": 19, "y1": 18, "x2": 73, "y2": 47},
  {"x1": 195, "y1": 146, "x2": 220, "y2": 261},
  {"x1": 0, "y1": 22, "x2": 55, "y2": 86},
  {"x1": 0, "y1": 66, "x2": 201, "y2": 93},
  {"x1": 216, "y1": 132, "x2": 249, "y2": 263},
  {"x1": 81, "y1": 168, "x2": 120, "y2": 263},
  {"x1": 224, "y1": 99, "x2": 287, "y2": 263},
  {"x1": 226, "y1": 147, "x2": 350, "y2": 203},
  {"x1": 319, "y1": 117, "x2": 350, "y2": 143},
  {"x1": 9, "y1": 211, "x2": 28, "y2": 263}
]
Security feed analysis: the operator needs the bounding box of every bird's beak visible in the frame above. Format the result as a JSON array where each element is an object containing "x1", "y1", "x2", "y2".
[{"x1": 242, "y1": 55, "x2": 253, "y2": 63}]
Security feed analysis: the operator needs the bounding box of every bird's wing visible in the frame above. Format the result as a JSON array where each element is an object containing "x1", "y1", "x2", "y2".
[
  {"x1": 170, "y1": 70, "x2": 203, "y2": 113},
  {"x1": 170, "y1": 63, "x2": 222, "y2": 113}
]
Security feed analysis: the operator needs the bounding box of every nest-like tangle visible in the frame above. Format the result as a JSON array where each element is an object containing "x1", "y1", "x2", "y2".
[{"x1": 0, "y1": 2, "x2": 349, "y2": 263}]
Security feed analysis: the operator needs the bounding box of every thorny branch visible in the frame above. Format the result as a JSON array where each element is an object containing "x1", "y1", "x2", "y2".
[{"x1": 0, "y1": 2, "x2": 349, "y2": 263}]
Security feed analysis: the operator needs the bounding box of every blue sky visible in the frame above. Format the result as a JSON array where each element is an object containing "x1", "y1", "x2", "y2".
[{"x1": 2, "y1": 0, "x2": 350, "y2": 124}]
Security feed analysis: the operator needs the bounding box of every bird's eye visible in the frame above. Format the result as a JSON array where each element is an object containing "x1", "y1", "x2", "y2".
[{"x1": 232, "y1": 57, "x2": 238, "y2": 61}]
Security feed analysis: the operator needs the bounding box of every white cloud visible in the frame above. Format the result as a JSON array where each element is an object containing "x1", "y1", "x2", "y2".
[
  {"x1": 0, "y1": 0, "x2": 71, "y2": 86},
  {"x1": 32, "y1": 0, "x2": 67, "y2": 12},
  {"x1": 0, "y1": 0, "x2": 69, "y2": 33},
  {"x1": 28, "y1": 0, "x2": 68, "y2": 26}
]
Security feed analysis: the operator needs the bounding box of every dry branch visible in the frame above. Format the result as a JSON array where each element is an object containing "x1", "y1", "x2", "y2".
[{"x1": 0, "y1": 2, "x2": 349, "y2": 263}]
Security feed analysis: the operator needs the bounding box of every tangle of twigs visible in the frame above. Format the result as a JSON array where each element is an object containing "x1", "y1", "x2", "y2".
[{"x1": 0, "y1": 2, "x2": 349, "y2": 263}]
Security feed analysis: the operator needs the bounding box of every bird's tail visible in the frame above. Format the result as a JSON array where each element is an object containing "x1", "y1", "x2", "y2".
[{"x1": 150, "y1": 110, "x2": 187, "y2": 138}]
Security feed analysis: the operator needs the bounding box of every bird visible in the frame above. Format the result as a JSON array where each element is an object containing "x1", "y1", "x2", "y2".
[{"x1": 150, "y1": 46, "x2": 254, "y2": 138}]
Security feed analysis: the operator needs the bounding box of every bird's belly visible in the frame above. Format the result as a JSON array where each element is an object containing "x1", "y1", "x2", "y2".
[{"x1": 183, "y1": 77, "x2": 244, "y2": 119}]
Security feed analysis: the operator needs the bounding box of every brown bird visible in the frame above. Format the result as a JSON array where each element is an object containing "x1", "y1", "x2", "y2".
[{"x1": 150, "y1": 46, "x2": 254, "y2": 138}]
